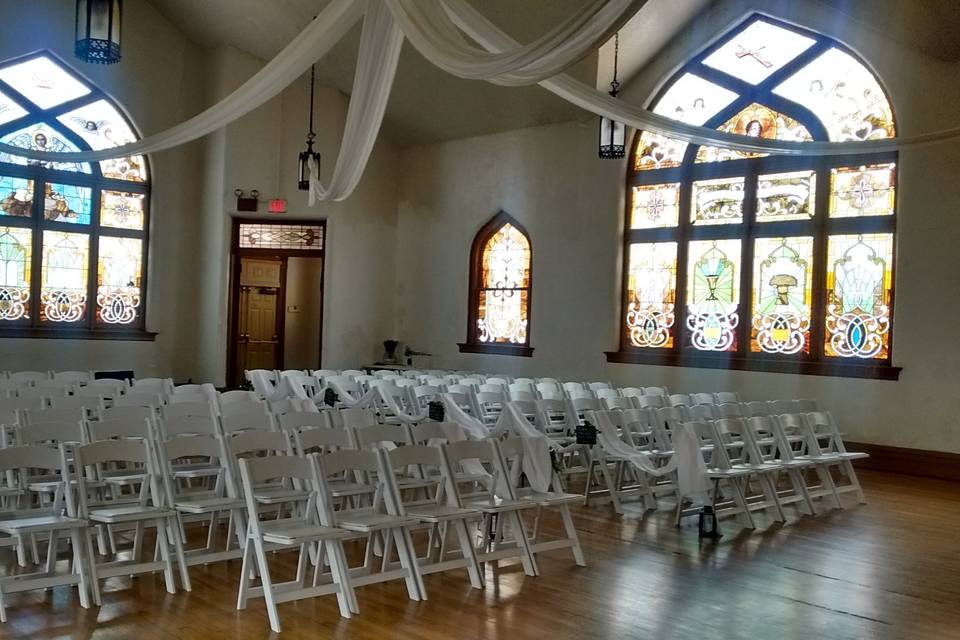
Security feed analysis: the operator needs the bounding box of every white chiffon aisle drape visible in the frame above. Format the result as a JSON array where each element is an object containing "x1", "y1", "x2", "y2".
[{"x1": 2, "y1": 0, "x2": 959, "y2": 204}]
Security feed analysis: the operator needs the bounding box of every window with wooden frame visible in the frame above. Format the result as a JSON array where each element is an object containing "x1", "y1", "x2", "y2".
[
  {"x1": 459, "y1": 211, "x2": 533, "y2": 357},
  {"x1": 0, "y1": 51, "x2": 151, "y2": 340},
  {"x1": 606, "y1": 15, "x2": 899, "y2": 379}
]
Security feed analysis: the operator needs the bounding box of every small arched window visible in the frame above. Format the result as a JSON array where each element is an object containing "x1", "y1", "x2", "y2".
[
  {"x1": 0, "y1": 51, "x2": 150, "y2": 338},
  {"x1": 459, "y1": 211, "x2": 533, "y2": 357},
  {"x1": 608, "y1": 15, "x2": 899, "y2": 379}
]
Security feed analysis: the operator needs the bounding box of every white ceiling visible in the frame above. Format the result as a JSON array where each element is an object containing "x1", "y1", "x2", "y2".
[{"x1": 147, "y1": 0, "x2": 707, "y2": 146}]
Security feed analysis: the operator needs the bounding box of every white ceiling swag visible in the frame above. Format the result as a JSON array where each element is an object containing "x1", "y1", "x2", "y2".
[{"x1": 1, "y1": 0, "x2": 958, "y2": 204}]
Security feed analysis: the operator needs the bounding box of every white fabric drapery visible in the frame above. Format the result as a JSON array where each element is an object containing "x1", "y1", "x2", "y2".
[{"x1": 1, "y1": 0, "x2": 959, "y2": 201}]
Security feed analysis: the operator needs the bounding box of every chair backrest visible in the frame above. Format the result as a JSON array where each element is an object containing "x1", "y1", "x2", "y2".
[
  {"x1": 89, "y1": 417, "x2": 152, "y2": 441},
  {"x1": 713, "y1": 402, "x2": 744, "y2": 419},
  {"x1": 477, "y1": 383, "x2": 507, "y2": 397},
  {"x1": 714, "y1": 391, "x2": 741, "y2": 404},
  {"x1": 795, "y1": 398, "x2": 819, "y2": 412},
  {"x1": 602, "y1": 396, "x2": 633, "y2": 411},
  {"x1": 642, "y1": 386, "x2": 668, "y2": 397},
  {"x1": 162, "y1": 400, "x2": 215, "y2": 421},
  {"x1": 158, "y1": 434, "x2": 232, "y2": 498},
  {"x1": 372, "y1": 369, "x2": 397, "y2": 379},
  {"x1": 9, "y1": 371, "x2": 49, "y2": 384},
  {"x1": 17, "y1": 419, "x2": 86, "y2": 446},
  {"x1": 513, "y1": 377, "x2": 535, "y2": 386},
  {"x1": 485, "y1": 376, "x2": 510, "y2": 386},
  {"x1": 268, "y1": 398, "x2": 312, "y2": 415},
  {"x1": 445, "y1": 384, "x2": 472, "y2": 397},
  {"x1": 112, "y1": 391, "x2": 163, "y2": 408},
  {"x1": 220, "y1": 389, "x2": 258, "y2": 404},
  {"x1": 742, "y1": 400, "x2": 771, "y2": 417},
  {"x1": 380, "y1": 445, "x2": 458, "y2": 511},
  {"x1": 0, "y1": 396, "x2": 47, "y2": 412},
  {"x1": 353, "y1": 424, "x2": 410, "y2": 450},
  {"x1": 86, "y1": 378, "x2": 130, "y2": 397},
  {"x1": 443, "y1": 440, "x2": 513, "y2": 497},
  {"x1": 683, "y1": 404, "x2": 716, "y2": 422},
  {"x1": 571, "y1": 396, "x2": 600, "y2": 414},
  {"x1": 18, "y1": 386, "x2": 63, "y2": 399},
  {"x1": 588, "y1": 381, "x2": 612, "y2": 392},
  {"x1": 685, "y1": 420, "x2": 727, "y2": 468},
  {"x1": 277, "y1": 410, "x2": 331, "y2": 432},
  {"x1": 768, "y1": 399, "x2": 800, "y2": 415},
  {"x1": 131, "y1": 377, "x2": 173, "y2": 396},
  {"x1": 509, "y1": 389, "x2": 537, "y2": 402},
  {"x1": 226, "y1": 430, "x2": 292, "y2": 459},
  {"x1": 101, "y1": 405, "x2": 155, "y2": 424},
  {"x1": 338, "y1": 406, "x2": 377, "y2": 429},
  {"x1": 714, "y1": 417, "x2": 764, "y2": 465},
  {"x1": 246, "y1": 369, "x2": 278, "y2": 383},
  {"x1": 170, "y1": 392, "x2": 210, "y2": 405},
  {"x1": 566, "y1": 387, "x2": 594, "y2": 401},
  {"x1": 691, "y1": 392, "x2": 716, "y2": 406},
  {"x1": 52, "y1": 370, "x2": 93, "y2": 385},
  {"x1": 161, "y1": 414, "x2": 219, "y2": 439},
  {"x1": 220, "y1": 398, "x2": 267, "y2": 418},
  {"x1": 412, "y1": 384, "x2": 442, "y2": 404},
  {"x1": 804, "y1": 411, "x2": 847, "y2": 453},
  {"x1": 73, "y1": 439, "x2": 162, "y2": 513},
  {"x1": 535, "y1": 381, "x2": 561, "y2": 395},
  {"x1": 292, "y1": 425, "x2": 353, "y2": 456},
  {"x1": 326, "y1": 376, "x2": 361, "y2": 397},
  {"x1": 220, "y1": 411, "x2": 276, "y2": 434},
  {"x1": 594, "y1": 388, "x2": 620, "y2": 401},
  {"x1": 0, "y1": 444, "x2": 77, "y2": 514},
  {"x1": 668, "y1": 393, "x2": 692, "y2": 407},
  {"x1": 458, "y1": 377, "x2": 482, "y2": 388},
  {"x1": 620, "y1": 387, "x2": 644, "y2": 399},
  {"x1": 408, "y1": 421, "x2": 466, "y2": 444},
  {"x1": 340, "y1": 369, "x2": 364, "y2": 380},
  {"x1": 508, "y1": 382, "x2": 534, "y2": 395},
  {"x1": 0, "y1": 380, "x2": 27, "y2": 397},
  {"x1": 49, "y1": 395, "x2": 104, "y2": 413},
  {"x1": 23, "y1": 406, "x2": 87, "y2": 425}
]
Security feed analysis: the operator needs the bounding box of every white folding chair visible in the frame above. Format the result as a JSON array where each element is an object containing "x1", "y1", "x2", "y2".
[
  {"x1": 668, "y1": 393, "x2": 692, "y2": 407},
  {"x1": 691, "y1": 392, "x2": 716, "y2": 406},
  {"x1": 9, "y1": 371, "x2": 48, "y2": 385},
  {"x1": 236, "y1": 454, "x2": 356, "y2": 633},
  {"x1": 714, "y1": 391, "x2": 742, "y2": 404},
  {"x1": 52, "y1": 370, "x2": 93, "y2": 386}
]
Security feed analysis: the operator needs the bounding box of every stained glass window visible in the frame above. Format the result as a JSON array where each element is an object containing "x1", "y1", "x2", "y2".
[
  {"x1": 0, "y1": 176, "x2": 33, "y2": 218},
  {"x1": 0, "y1": 52, "x2": 150, "y2": 336},
  {"x1": 751, "y1": 237, "x2": 814, "y2": 354},
  {"x1": 686, "y1": 239, "x2": 741, "y2": 352},
  {"x1": 40, "y1": 231, "x2": 89, "y2": 323},
  {"x1": 620, "y1": 15, "x2": 898, "y2": 376},
  {"x1": 464, "y1": 213, "x2": 532, "y2": 352},
  {"x1": 825, "y1": 234, "x2": 894, "y2": 359},
  {"x1": 691, "y1": 177, "x2": 745, "y2": 225},
  {"x1": 238, "y1": 223, "x2": 324, "y2": 250},
  {"x1": 0, "y1": 226, "x2": 31, "y2": 321},
  {"x1": 97, "y1": 237, "x2": 142, "y2": 325},
  {"x1": 829, "y1": 164, "x2": 895, "y2": 218},
  {"x1": 631, "y1": 183, "x2": 680, "y2": 229},
  {"x1": 756, "y1": 171, "x2": 816, "y2": 222},
  {"x1": 626, "y1": 243, "x2": 677, "y2": 348}
]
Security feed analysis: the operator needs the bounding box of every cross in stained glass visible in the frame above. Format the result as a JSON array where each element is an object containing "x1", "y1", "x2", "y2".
[{"x1": 735, "y1": 45, "x2": 773, "y2": 68}]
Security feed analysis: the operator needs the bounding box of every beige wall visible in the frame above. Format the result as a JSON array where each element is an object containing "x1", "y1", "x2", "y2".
[
  {"x1": 0, "y1": 0, "x2": 206, "y2": 379},
  {"x1": 393, "y1": 1, "x2": 960, "y2": 453}
]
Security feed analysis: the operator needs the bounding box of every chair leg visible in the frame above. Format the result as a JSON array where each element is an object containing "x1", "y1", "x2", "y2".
[
  {"x1": 730, "y1": 478, "x2": 756, "y2": 530},
  {"x1": 324, "y1": 540, "x2": 355, "y2": 618},
  {"x1": 252, "y1": 538, "x2": 281, "y2": 634},
  {"x1": 843, "y1": 460, "x2": 866, "y2": 503},
  {"x1": 70, "y1": 528, "x2": 92, "y2": 610},
  {"x1": 508, "y1": 512, "x2": 539, "y2": 577},
  {"x1": 454, "y1": 519, "x2": 484, "y2": 588},
  {"x1": 168, "y1": 517, "x2": 192, "y2": 592},
  {"x1": 236, "y1": 538, "x2": 254, "y2": 610},
  {"x1": 83, "y1": 530, "x2": 102, "y2": 606},
  {"x1": 154, "y1": 519, "x2": 177, "y2": 594},
  {"x1": 558, "y1": 504, "x2": 586, "y2": 567}
]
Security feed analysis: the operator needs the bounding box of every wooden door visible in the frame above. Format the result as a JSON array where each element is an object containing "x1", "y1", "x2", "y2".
[{"x1": 236, "y1": 258, "x2": 283, "y2": 385}]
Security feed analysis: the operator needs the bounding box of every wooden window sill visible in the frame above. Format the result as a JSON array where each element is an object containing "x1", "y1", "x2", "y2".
[
  {"x1": 604, "y1": 350, "x2": 901, "y2": 380},
  {"x1": 0, "y1": 327, "x2": 157, "y2": 341},
  {"x1": 458, "y1": 343, "x2": 534, "y2": 358}
]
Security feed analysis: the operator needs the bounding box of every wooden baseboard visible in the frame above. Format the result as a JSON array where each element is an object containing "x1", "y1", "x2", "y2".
[{"x1": 847, "y1": 441, "x2": 960, "y2": 483}]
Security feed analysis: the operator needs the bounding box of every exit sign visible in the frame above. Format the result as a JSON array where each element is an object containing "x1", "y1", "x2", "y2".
[{"x1": 268, "y1": 198, "x2": 286, "y2": 213}]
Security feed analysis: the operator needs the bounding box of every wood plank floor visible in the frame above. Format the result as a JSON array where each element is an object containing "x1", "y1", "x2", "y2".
[{"x1": 2, "y1": 469, "x2": 958, "y2": 639}]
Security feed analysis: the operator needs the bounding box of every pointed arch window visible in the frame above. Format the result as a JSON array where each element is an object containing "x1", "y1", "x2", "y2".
[
  {"x1": 608, "y1": 15, "x2": 899, "y2": 379},
  {"x1": 0, "y1": 52, "x2": 151, "y2": 339},
  {"x1": 459, "y1": 211, "x2": 533, "y2": 357}
]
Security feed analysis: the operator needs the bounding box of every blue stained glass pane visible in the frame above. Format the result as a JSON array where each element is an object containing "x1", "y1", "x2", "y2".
[
  {"x1": 44, "y1": 183, "x2": 91, "y2": 224},
  {"x1": 0, "y1": 175, "x2": 33, "y2": 218}
]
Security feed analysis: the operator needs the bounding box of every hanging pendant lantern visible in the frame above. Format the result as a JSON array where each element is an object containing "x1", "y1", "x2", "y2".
[
  {"x1": 298, "y1": 65, "x2": 321, "y2": 191},
  {"x1": 598, "y1": 32, "x2": 626, "y2": 159},
  {"x1": 75, "y1": 0, "x2": 122, "y2": 65}
]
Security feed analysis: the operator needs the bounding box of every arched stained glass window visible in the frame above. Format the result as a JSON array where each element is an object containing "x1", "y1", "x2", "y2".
[
  {"x1": 611, "y1": 15, "x2": 899, "y2": 379},
  {"x1": 0, "y1": 51, "x2": 150, "y2": 338},
  {"x1": 460, "y1": 211, "x2": 533, "y2": 357}
]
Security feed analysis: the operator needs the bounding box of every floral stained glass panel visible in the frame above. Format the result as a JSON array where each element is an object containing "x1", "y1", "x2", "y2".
[
  {"x1": 626, "y1": 243, "x2": 677, "y2": 348},
  {"x1": 691, "y1": 176, "x2": 745, "y2": 225},
  {"x1": 695, "y1": 103, "x2": 812, "y2": 163},
  {"x1": 40, "y1": 231, "x2": 89, "y2": 323},
  {"x1": 829, "y1": 164, "x2": 895, "y2": 218},
  {"x1": 0, "y1": 176, "x2": 33, "y2": 218},
  {"x1": 751, "y1": 237, "x2": 814, "y2": 354},
  {"x1": 634, "y1": 132, "x2": 688, "y2": 172},
  {"x1": 702, "y1": 20, "x2": 816, "y2": 85},
  {"x1": 756, "y1": 170, "x2": 816, "y2": 222},
  {"x1": 477, "y1": 223, "x2": 530, "y2": 344},
  {"x1": 825, "y1": 234, "x2": 893, "y2": 359},
  {"x1": 773, "y1": 48, "x2": 895, "y2": 142},
  {"x1": 686, "y1": 239, "x2": 741, "y2": 351},
  {"x1": 238, "y1": 223, "x2": 324, "y2": 250},
  {"x1": 0, "y1": 90, "x2": 28, "y2": 127},
  {"x1": 97, "y1": 236, "x2": 142, "y2": 325},
  {"x1": 0, "y1": 226, "x2": 31, "y2": 320},
  {"x1": 44, "y1": 183, "x2": 92, "y2": 224},
  {"x1": 100, "y1": 190, "x2": 145, "y2": 230},
  {"x1": 0, "y1": 123, "x2": 91, "y2": 173},
  {"x1": 631, "y1": 183, "x2": 680, "y2": 229}
]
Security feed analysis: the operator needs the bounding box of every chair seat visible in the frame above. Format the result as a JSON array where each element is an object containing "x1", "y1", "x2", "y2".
[
  {"x1": 172, "y1": 464, "x2": 222, "y2": 479},
  {"x1": 260, "y1": 518, "x2": 350, "y2": 545},
  {"x1": 337, "y1": 511, "x2": 420, "y2": 532},
  {"x1": 89, "y1": 505, "x2": 176, "y2": 523},
  {"x1": 514, "y1": 488, "x2": 583, "y2": 506},
  {"x1": 175, "y1": 495, "x2": 245, "y2": 514},
  {"x1": 462, "y1": 496, "x2": 540, "y2": 513},
  {"x1": 705, "y1": 467, "x2": 753, "y2": 479},
  {"x1": 0, "y1": 514, "x2": 88, "y2": 535},
  {"x1": 103, "y1": 472, "x2": 147, "y2": 485},
  {"x1": 396, "y1": 477, "x2": 438, "y2": 490},
  {"x1": 252, "y1": 486, "x2": 310, "y2": 505},
  {"x1": 404, "y1": 504, "x2": 480, "y2": 522},
  {"x1": 328, "y1": 481, "x2": 377, "y2": 498}
]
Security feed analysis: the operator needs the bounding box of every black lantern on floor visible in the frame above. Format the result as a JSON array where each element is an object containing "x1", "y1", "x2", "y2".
[
  {"x1": 598, "y1": 32, "x2": 625, "y2": 159},
  {"x1": 75, "y1": 0, "x2": 122, "y2": 64},
  {"x1": 298, "y1": 65, "x2": 321, "y2": 191}
]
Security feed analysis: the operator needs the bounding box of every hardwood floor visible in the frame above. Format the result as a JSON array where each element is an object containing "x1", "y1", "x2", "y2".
[{"x1": 2, "y1": 469, "x2": 958, "y2": 639}]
